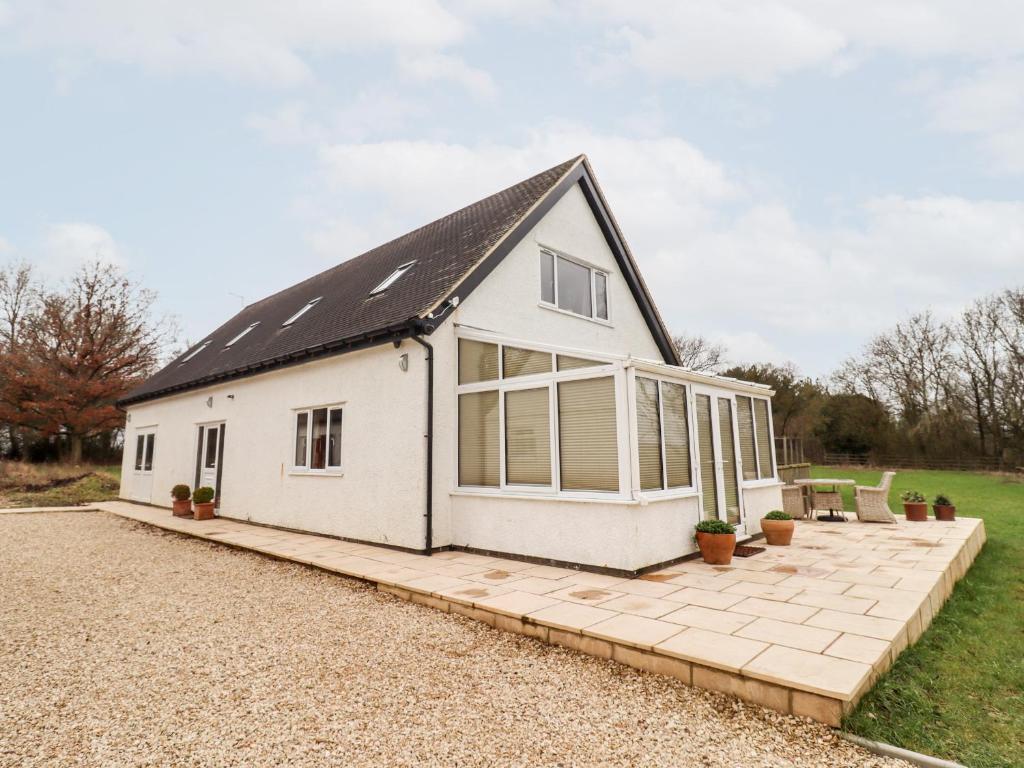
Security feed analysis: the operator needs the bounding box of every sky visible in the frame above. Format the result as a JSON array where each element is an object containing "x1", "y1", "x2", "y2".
[{"x1": 1, "y1": 1, "x2": 1023, "y2": 378}]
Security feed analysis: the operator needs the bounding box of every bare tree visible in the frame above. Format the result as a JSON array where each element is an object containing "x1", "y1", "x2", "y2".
[
  {"x1": 672, "y1": 333, "x2": 726, "y2": 373},
  {"x1": 0, "y1": 261, "x2": 36, "y2": 352}
]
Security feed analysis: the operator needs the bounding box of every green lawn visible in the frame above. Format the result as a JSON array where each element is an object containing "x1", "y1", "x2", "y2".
[
  {"x1": 810, "y1": 467, "x2": 1024, "y2": 768},
  {"x1": 0, "y1": 463, "x2": 122, "y2": 508}
]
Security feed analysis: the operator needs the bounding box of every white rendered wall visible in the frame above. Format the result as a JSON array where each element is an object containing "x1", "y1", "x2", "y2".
[{"x1": 120, "y1": 344, "x2": 429, "y2": 550}]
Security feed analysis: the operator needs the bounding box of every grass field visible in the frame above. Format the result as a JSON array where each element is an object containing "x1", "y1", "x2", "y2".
[
  {"x1": 811, "y1": 467, "x2": 1024, "y2": 768},
  {"x1": 0, "y1": 462, "x2": 122, "y2": 508}
]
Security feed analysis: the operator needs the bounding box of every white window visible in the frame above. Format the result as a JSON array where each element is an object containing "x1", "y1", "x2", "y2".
[
  {"x1": 133, "y1": 431, "x2": 156, "y2": 473},
  {"x1": 282, "y1": 297, "x2": 322, "y2": 327},
  {"x1": 370, "y1": 262, "x2": 415, "y2": 295},
  {"x1": 456, "y1": 338, "x2": 619, "y2": 494},
  {"x1": 539, "y1": 249, "x2": 610, "y2": 321},
  {"x1": 225, "y1": 322, "x2": 260, "y2": 347},
  {"x1": 636, "y1": 377, "x2": 693, "y2": 492},
  {"x1": 292, "y1": 405, "x2": 343, "y2": 472},
  {"x1": 181, "y1": 340, "x2": 210, "y2": 363},
  {"x1": 735, "y1": 395, "x2": 776, "y2": 481}
]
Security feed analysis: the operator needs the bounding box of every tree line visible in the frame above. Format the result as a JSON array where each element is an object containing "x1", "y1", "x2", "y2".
[
  {"x1": 0, "y1": 260, "x2": 175, "y2": 464},
  {"x1": 677, "y1": 286, "x2": 1024, "y2": 468}
]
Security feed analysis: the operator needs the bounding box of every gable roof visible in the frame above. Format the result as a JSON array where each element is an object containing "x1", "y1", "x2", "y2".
[{"x1": 121, "y1": 155, "x2": 678, "y2": 406}]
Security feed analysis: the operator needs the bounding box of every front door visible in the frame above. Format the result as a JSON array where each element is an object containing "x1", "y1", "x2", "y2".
[
  {"x1": 694, "y1": 391, "x2": 745, "y2": 535},
  {"x1": 195, "y1": 423, "x2": 225, "y2": 504}
]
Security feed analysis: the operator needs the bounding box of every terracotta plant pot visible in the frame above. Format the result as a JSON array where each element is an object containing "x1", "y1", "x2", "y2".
[
  {"x1": 761, "y1": 518, "x2": 795, "y2": 546},
  {"x1": 933, "y1": 504, "x2": 956, "y2": 521},
  {"x1": 696, "y1": 531, "x2": 736, "y2": 565},
  {"x1": 171, "y1": 499, "x2": 192, "y2": 517},
  {"x1": 193, "y1": 501, "x2": 216, "y2": 521},
  {"x1": 903, "y1": 502, "x2": 928, "y2": 522}
]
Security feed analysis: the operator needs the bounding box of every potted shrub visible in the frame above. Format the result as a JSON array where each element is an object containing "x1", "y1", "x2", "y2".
[
  {"x1": 170, "y1": 484, "x2": 192, "y2": 517},
  {"x1": 694, "y1": 519, "x2": 736, "y2": 565},
  {"x1": 761, "y1": 510, "x2": 794, "y2": 546},
  {"x1": 901, "y1": 490, "x2": 928, "y2": 522},
  {"x1": 192, "y1": 486, "x2": 216, "y2": 520},
  {"x1": 933, "y1": 493, "x2": 956, "y2": 521}
]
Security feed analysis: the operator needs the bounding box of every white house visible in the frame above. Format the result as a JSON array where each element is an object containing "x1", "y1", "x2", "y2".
[{"x1": 119, "y1": 156, "x2": 783, "y2": 575}]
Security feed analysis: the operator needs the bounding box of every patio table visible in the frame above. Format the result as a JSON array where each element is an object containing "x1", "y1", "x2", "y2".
[{"x1": 793, "y1": 478, "x2": 855, "y2": 522}]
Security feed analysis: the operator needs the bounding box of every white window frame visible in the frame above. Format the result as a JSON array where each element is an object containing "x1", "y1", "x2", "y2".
[
  {"x1": 282, "y1": 297, "x2": 322, "y2": 327},
  {"x1": 737, "y1": 394, "x2": 778, "y2": 486},
  {"x1": 538, "y1": 247, "x2": 612, "y2": 326},
  {"x1": 225, "y1": 322, "x2": 260, "y2": 347},
  {"x1": 455, "y1": 330, "x2": 628, "y2": 500},
  {"x1": 289, "y1": 404, "x2": 344, "y2": 475},
  {"x1": 370, "y1": 261, "x2": 416, "y2": 295},
  {"x1": 626, "y1": 369, "x2": 699, "y2": 501},
  {"x1": 180, "y1": 340, "x2": 210, "y2": 363},
  {"x1": 133, "y1": 429, "x2": 157, "y2": 475}
]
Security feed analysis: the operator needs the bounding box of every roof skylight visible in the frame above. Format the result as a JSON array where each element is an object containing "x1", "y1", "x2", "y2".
[
  {"x1": 370, "y1": 261, "x2": 415, "y2": 295},
  {"x1": 181, "y1": 340, "x2": 211, "y2": 363},
  {"x1": 282, "y1": 297, "x2": 322, "y2": 327},
  {"x1": 225, "y1": 322, "x2": 260, "y2": 348}
]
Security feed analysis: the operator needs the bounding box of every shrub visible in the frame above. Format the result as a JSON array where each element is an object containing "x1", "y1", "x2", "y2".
[
  {"x1": 170, "y1": 484, "x2": 191, "y2": 501},
  {"x1": 695, "y1": 519, "x2": 735, "y2": 536},
  {"x1": 934, "y1": 493, "x2": 953, "y2": 506},
  {"x1": 193, "y1": 486, "x2": 215, "y2": 504},
  {"x1": 763, "y1": 510, "x2": 792, "y2": 521},
  {"x1": 901, "y1": 490, "x2": 926, "y2": 503}
]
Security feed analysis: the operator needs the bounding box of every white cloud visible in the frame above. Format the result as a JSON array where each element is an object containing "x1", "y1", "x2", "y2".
[
  {"x1": 2, "y1": 0, "x2": 470, "y2": 88},
  {"x1": 929, "y1": 61, "x2": 1024, "y2": 173},
  {"x1": 247, "y1": 102, "x2": 327, "y2": 146},
  {"x1": 399, "y1": 52, "x2": 496, "y2": 101},
  {"x1": 309, "y1": 126, "x2": 1024, "y2": 373},
  {"x1": 582, "y1": 1, "x2": 1024, "y2": 84},
  {"x1": 39, "y1": 222, "x2": 123, "y2": 278}
]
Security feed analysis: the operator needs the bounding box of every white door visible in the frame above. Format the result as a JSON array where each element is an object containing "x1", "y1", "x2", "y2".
[
  {"x1": 195, "y1": 423, "x2": 224, "y2": 501},
  {"x1": 694, "y1": 390, "x2": 746, "y2": 535}
]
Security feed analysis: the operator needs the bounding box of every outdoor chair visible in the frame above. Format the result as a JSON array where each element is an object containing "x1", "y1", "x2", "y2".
[
  {"x1": 781, "y1": 484, "x2": 807, "y2": 519},
  {"x1": 853, "y1": 471, "x2": 898, "y2": 523},
  {"x1": 810, "y1": 487, "x2": 846, "y2": 520}
]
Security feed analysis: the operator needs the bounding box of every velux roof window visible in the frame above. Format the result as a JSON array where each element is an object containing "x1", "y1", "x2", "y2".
[
  {"x1": 181, "y1": 340, "x2": 211, "y2": 363},
  {"x1": 282, "y1": 297, "x2": 322, "y2": 327},
  {"x1": 225, "y1": 322, "x2": 260, "y2": 348},
  {"x1": 370, "y1": 261, "x2": 415, "y2": 295}
]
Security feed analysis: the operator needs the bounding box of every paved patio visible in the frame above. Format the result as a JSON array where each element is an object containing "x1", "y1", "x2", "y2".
[{"x1": 94, "y1": 501, "x2": 984, "y2": 726}]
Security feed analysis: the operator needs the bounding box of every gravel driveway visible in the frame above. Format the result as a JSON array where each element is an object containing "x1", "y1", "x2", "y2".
[{"x1": 0, "y1": 512, "x2": 905, "y2": 767}]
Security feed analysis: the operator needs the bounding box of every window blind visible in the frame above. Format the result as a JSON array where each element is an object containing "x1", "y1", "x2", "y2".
[
  {"x1": 636, "y1": 377, "x2": 663, "y2": 491},
  {"x1": 735, "y1": 396, "x2": 758, "y2": 480},
  {"x1": 717, "y1": 398, "x2": 741, "y2": 525},
  {"x1": 459, "y1": 391, "x2": 499, "y2": 486},
  {"x1": 558, "y1": 377, "x2": 618, "y2": 491},
  {"x1": 504, "y1": 387, "x2": 551, "y2": 485},
  {"x1": 754, "y1": 398, "x2": 774, "y2": 478},
  {"x1": 695, "y1": 394, "x2": 718, "y2": 520},
  {"x1": 503, "y1": 346, "x2": 552, "y2": 378},
  {"x1": 662, "y1": 382, "x2": 691, "y2": 488},
  {"x1": 556, "y1": 354, "x2": 602, "y2": 371},
  {"x1": 458, "y1": 339, "x2": 499, "y2": 384}
]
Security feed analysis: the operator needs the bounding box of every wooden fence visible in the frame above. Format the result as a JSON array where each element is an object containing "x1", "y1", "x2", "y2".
[{"x1": 820, "y1": 452, "x2": 1022, "y2": 473}]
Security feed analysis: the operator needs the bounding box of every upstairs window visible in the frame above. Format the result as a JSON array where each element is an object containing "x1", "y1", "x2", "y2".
[
  {"x1": 181, "y1": 340, "x2": 210, "y2": 363},
  {"x1": 225, "y1": 322, "x2": 260, "y2": 348},
  {"x1": 540, "y1": 250, "x2": 609, "y2": 321},
  {"x1": 370, "y1": 261, "x2": 415, "y2": 295},
  {"x1": 282, "y1": 297, "x2": 322, "y2": 327}
]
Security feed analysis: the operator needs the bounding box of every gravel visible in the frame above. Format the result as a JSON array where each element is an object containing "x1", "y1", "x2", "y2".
[{"x1": 0, "y1": 512, "x2": 907, "y2": 767}]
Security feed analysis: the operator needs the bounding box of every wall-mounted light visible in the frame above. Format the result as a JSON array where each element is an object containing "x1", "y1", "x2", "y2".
[
  {"x1": 399, "y1": 353, "x2": 409, "y2": 372},
  {"x1": 227, "y1": 394, "x2": 235, "y2": 400},
  {"x1": 126, "y1": 412, "x2": 131, "y2": 423},
  {"x1": 206, "y1": 397, "x2": 213, "y2": 408}
]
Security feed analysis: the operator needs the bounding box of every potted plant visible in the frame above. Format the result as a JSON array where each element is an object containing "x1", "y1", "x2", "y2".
[
  {"x1": 901, "y1": 490, "x2": 928, "y2": 522},
  {"x1": 170, "y1": 484, "x2": 192, "y2": 517},
  {"x1": 761, "y1": 510, "x2": 795, "y2": 546},
  {"x1": 694, "y1": 519, "x2": 737, "y2": 565},
  {"x1": 933, "y1": 493, "x2": 956, "y2": 521},
  {"x1": 192, "y1": 486, "x2": 216, "y2": 520}
]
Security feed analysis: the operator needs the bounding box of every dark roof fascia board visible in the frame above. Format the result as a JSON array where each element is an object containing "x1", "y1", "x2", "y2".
[
  {"x1": 118, "y1": 319, "x2": 426, "y2": 407},
  {"x1": 433, "y1": 160, "x2": 680, "y2": 366}
]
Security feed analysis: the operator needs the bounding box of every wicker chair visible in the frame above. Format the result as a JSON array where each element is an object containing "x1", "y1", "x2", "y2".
[
  {"x1": 854, "y1": 471, "x2": 898, "y2": 523},
  {"x1": 810, "y1": 488, "x2": 846, "y2": 518},
  {"x1": 781, "y1": 485, "x2": 807, "y2": 519}
]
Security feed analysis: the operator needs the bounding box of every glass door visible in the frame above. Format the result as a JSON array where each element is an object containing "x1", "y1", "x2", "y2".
[{"x1": 693, "y1": 391, "x2": 746, "y2": 534}]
